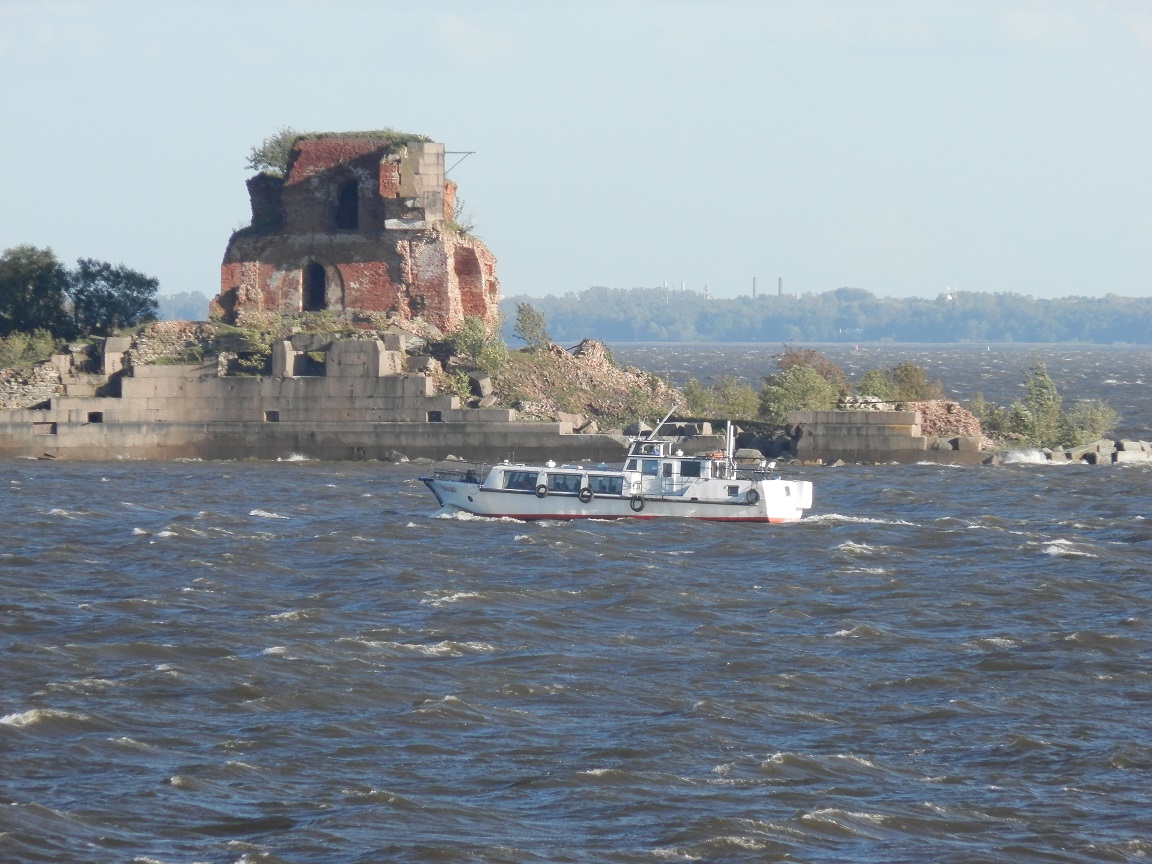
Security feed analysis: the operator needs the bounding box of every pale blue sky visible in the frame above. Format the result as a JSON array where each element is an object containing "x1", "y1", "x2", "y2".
[{"x1": 1, "y1": 0, "x2": 1149, "y2": 302}]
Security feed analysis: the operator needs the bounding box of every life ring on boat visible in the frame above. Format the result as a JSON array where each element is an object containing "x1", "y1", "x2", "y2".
[
  {"x1": 535, "y1": 484, "x2": 548, "y2": 498},
  {"x1": 630, "y1": 495, "x2": 645, "y2": 512},
  {"x1": 706, "y1": 452, "x2": 724, "y2": 459},
  {"x1": 746, "y1": 488, "x2": 760, "y2": 505},
  {"x1": 579, "y1": 487, "x2": 594, "y2": 503}
]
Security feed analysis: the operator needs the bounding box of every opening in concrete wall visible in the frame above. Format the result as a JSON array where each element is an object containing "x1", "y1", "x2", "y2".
[
  {"x1": 454, "y1": 247, "x2": 486, "y2": 319},
  {"x1": 304, "y1": 262, "x2": 327, "y2": 311},
  {"x1": 335, "y1": 180, "x2": 359, "y2": 230}
]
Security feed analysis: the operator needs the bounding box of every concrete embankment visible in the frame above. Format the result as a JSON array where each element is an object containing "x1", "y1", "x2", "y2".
[{"x1": 0, "y1": 337, "x2": 627, "y2": 463}]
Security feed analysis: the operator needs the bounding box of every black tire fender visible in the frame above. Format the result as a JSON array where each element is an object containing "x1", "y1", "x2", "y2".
[
  {"x1": 579, "y1": 487, "x2": 593, "y2": 503},
  {"x1": 630, "y1": 495, "x2": 645, "y2": 512},
  {"x1": 535, "y1": 484, "x2": 548, "y2": 498},
  {"x1": 746, "y1": 488, "x2": 760, "y2": 505}
]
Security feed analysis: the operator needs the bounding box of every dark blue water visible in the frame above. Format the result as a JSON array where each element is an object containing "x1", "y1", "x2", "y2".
[{"x1": 2, "y1": 346, "x2": 1152, "y2": 863}]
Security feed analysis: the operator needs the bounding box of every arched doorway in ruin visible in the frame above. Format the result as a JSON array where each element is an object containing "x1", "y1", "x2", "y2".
[{"x1": 303, "y1": 262, "x2": 327, "y2": 311}]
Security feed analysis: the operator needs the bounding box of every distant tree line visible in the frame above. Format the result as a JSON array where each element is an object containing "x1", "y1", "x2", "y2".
[{"x1": 500, "y1": 286, "x2": 1152, "y2": 344}]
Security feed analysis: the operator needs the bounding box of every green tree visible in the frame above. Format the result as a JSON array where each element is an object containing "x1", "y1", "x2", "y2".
[
  {"x1": 450, "y1": 315, "x2": 508, "y2": 373},
  {"x1": 1017, "y1": 361, "x2": 1062, "y2": 447},
  {"x1": 246, "y1": 126, "x2": 301, "y2": 176},
  {"x1": 758, "y1": 364, "x2": 840, "y2": 426},
  {"x1": 683, "y1": 374, "x2": 760, "y2": 420},
  {"x1": 776, "y1": 344, "x2": 849, "y2": 394},
  {"x1": 513, "y1": 302, "x2": 551, "y2": 350},
  {"x1": 68, "y1": 258, "x2": 159, "y2": 335},
  {"x1": 970, "y1": 361, "x2": 1118, "y2": 449},
  {"x1": 0, "y1": 245, "x2": 71, "y2": 337},
  {"x1": 858, "y1": 362, "x2": 942, "y2": 401},
  {"x1": 889, "y1": 362, "x2": 943, "y2": 400},
  {"x1": 856, "y1": 368, "x2": 892, "y2": 400}
]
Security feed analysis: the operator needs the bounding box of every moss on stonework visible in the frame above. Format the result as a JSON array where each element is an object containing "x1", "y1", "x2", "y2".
[{"x1": 297, "y1": 129, "x2": 432, "y2": 145}]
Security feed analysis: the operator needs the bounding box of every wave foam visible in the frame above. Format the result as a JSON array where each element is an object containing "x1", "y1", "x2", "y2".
[{"x1": 249, "y1": 509, "x2": 289, "y2": 520}]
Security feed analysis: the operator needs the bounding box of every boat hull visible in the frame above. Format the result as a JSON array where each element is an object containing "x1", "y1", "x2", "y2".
[{"x1": 422, "y1": 477, "x2": 810, "y2": 523}]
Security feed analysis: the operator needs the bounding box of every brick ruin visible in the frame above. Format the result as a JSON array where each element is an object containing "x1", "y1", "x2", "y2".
[{"x1": 213, "y1": 134, "x2": 499, "y2": 334}]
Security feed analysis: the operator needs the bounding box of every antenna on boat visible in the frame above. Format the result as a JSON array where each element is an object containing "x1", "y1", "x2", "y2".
[{"x1": 653, "y1": 404, "x2": 678, "y2": 437}]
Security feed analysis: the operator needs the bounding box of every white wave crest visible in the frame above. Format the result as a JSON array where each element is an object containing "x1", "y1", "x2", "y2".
[
  {"x1": 249, "y1": 509, "x2": 289, "y2": 520},
  {"x1": 1003, "y1": 448, "x2": 1050, "y2": 464},
  {"x1": 420, "y1": 591, "x2": 481, "y2": 607},
  {"x1": 364, "y1": 640, "x2": 496, "y2": 656},
  {"x1": 434, "y1": 508, "x2": 523, "y2": 522},
  {"x1": 1041, "y1": 539, "x2": 1097, "y2": 558},
  {"x1": 1, "y1": 708, "x2": 91, "y2": 727},
  {"x1": 837, "y1": 541, "x2": 880, "y2": 554},
  {"x1": 276, "y1": 453, "x2": 313, "y2": 461},
  {"x1": 803, "y1": 513, "x2": 916, "y2": 526}
]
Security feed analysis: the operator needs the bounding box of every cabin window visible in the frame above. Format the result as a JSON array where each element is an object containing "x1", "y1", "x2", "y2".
[
  {"x1": 626, "y1": 459, "x2": 638, "y2": 471},
  {"x1": 335, "y1": 180, "x2": 359, "y2": 230},
  {"x1": 588, "y1": 474, "x2": 623, "y2": 495},
  {"x1": 303, "y1": 262, "x2": 327, "y2": 311},
  {"x1": 642, "y1": 459, "x2": 660, "y2": 477},
  {"x1": 662, "y1": 462, "x2": 674, "y2": 477},
  {"x1": 547, "y1": 473, "x2": 581, "y2": 493},
  {"x1": 680, "y1": 461, "x2": 702, "y2": 478},
  {"x1": 502, "y1": 470, "x2": 539, "y2": 491},
  {"x1": 727, "y1": 485, "x2": 740, "y2": 497}
]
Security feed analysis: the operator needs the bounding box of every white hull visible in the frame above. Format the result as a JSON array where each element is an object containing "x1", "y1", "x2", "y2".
[{"x1": 422, "y1": 475, "x2": 811, "y2": 523}]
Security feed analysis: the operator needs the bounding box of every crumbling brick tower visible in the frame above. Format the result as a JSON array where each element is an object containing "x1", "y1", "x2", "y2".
[{"x1": 214, "y1": 132, "x2": 499, "y2": 333}]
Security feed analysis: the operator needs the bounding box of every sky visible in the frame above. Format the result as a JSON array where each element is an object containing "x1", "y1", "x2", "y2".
[{"x1": 1, "y1": 0, "x2": 1150, "y2": 303}]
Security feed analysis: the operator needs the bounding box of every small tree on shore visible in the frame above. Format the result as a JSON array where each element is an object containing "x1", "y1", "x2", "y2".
[
  {"x1": 971, "y1": 361, "x2": 1118, "y2": 449},
  {"x1": 513, "y1": 302, "x2": 551, "y2": 350}
]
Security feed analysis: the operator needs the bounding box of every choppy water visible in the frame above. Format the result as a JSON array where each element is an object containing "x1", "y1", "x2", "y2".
[{"x1": 3, "y1": 346, "x2": 1152, "y2": 863}]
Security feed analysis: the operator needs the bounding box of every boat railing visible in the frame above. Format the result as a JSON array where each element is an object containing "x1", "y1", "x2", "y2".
[{"x1": 432, "y1": 464, "x2": 489, "y2": 485}]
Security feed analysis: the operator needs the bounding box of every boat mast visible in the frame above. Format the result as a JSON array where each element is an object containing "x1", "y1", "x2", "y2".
[{"x1": 652, "y1": 404, "x2": 678, "y2": 437}]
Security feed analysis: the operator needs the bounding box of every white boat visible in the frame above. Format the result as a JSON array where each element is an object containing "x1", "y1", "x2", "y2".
[{"x1": 421, "y1": 416, "x2": 813, "y2": 523}]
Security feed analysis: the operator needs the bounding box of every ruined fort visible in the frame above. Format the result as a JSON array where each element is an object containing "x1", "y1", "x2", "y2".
[
  {"x1": 0, "y1": 132, "x2": 581, "y2": 461},
  {"x1": 214, "y1": 132, "x2": 499, "y2": 334}
]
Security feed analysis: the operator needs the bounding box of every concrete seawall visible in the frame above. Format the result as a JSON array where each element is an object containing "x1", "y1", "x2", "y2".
[
  {"x1": 0, "y1": 418, "x2": 628, "y2": 463},
  {"x1": 0, "y1": 337, "x2": 629, "y2": 463}
]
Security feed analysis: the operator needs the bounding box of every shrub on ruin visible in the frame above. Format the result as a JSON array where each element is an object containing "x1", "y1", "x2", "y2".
[
  {"x1": 857, "y1": 362, "x2": 942, "y2": 402},
  {"x1": 775, "y1": 344, "x2": 849, "y2": 395},
  {"x1": 246, "y1": 127, "x2": 301, "y2": 176},
  {"x1": 0, "y1": 329, "x2": 60, "y2": 370},
  {"x1": 450, "y1": 315, "x2": 507, "y2": 373},
  {"x1": 856, "y1": 369, "x2": 892, "y2": 400},
  {"x1": 683, "y1": 374, "x2": 759, "y2": 421},
  {"x1": 758, "y1": 364, "x2": 840, "y2": 427}
]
